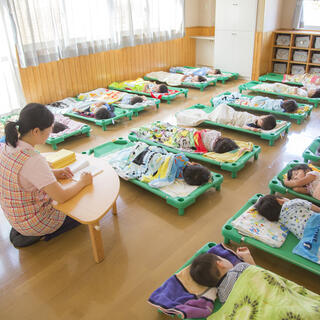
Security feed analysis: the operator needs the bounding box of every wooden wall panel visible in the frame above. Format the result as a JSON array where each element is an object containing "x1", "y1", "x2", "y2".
[{"x1": 19, "y1": 26, "x2": 213, "y2": 104}]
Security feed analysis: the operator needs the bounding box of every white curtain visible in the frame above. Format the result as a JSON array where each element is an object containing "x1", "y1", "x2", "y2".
[
  {"x1": 0, "y1": 0, "x2": 26, "y2": 115},
  {"x1": 292, "y1": 0, "x2": 304, "y2": 29},
  {"x1": 9, "y1": 0, "x2": 185, "y2": 68}
]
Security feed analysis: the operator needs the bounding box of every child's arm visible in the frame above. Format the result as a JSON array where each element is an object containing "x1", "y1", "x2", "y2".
[
  {"x1": 284, "y1": 174, "x2": 316, "y2": 188},
  {"x1": 243, "y1": 124, "x2": 260, "y2": 132},
  {"x1": 292, "y1": 186, "x2": 310, "y2": 194},
  {"x1": 236, "y1": 247, "x2": 256, "y2": 265},
  {"x1": 311, "y1": 203, "x2": 320, "y2": 212}
]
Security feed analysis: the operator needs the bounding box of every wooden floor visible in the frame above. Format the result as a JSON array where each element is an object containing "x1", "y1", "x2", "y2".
[{"x1": 0, "y1": 80, "x2": 319, "y2": 320}]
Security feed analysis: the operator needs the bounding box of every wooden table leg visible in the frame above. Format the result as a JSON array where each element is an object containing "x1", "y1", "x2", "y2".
[
  {"x1": 88, "y1": 222, "x2": 104, "y2": 263},
  {"x1": 112, "y1": 199, "x2": 117, "y2": 215}
]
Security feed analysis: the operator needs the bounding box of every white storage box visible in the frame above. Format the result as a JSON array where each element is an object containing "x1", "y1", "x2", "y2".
[
  {"x1": 312, "y1": 53, "x2": 320, "y2": 64},
  {"x1": 273, "y1": 63, "x2": 287, "y2": 74},
  {"x1": 276, "y1": 34, "x2": 290, "y2": 46},
  {"x1": 293, "y1": 50, "x2": 308, "y2": 62},
  {"x1": 295, "y1": 36, "x2": 310, "y2": 48},
  {"x1": 291, "y1": 64, "x2": 306, "y2": 74},
  {"x1": 310, "y1": 67, "x2": 320, "y2": 75},
  {"x1": 276, "y1": 49, "x2": 289, "y2": 60}
]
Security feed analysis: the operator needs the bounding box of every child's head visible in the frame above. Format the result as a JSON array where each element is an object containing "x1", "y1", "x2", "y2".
[
  {"x1": 308, "y1": 88, "x2": 320, "y2": 98},
  {"x1": 52, "y1": 121, "x2": 68, "y2": 133},
  {"x1": 256, "y1": 115, "x2": 276, "y2": 130},
  {"x1": 254, "y1": 194, "x2": 282, "y2": 221},
  {"x1": 213, "y1": 137, "x2": 239, "y2": 153},
  {"x1": 183, "y1": 164, "x2": 211, "y2": 185},
  {"x1": 282, "y1": 100, "x2": 298, "y2": 113},
  {"x1": 190, "y1": 253, "x2": 233, "y2": 287},
  {"x1": 195, "y1": 75, "x2": 206, "y2": 82},
  {"x1": 156, "y1": 84, "x2": 168, "y2": 93},
  {"x1": 287, "y1": 164, "x2": 312, "y2": 180},
  {"x1": 94, "y1": 107, "x2": 115, "y2": 120},
  {"x1": 130, "y1": 96, "x2": 144, "y2": 105},
  {"x1": 5, "y1": 103, "x2": 54, "y2": 148},
  {"x1": 316, "y1": 145, "x2": 320, "y2": 156}
]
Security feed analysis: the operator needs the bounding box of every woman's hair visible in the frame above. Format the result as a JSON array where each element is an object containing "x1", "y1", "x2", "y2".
[
  {"x1": 282, "y1": 100, "x2": 298, "y2": 113},
  {"x1": 52, "y1": 121, "x2": 68, "y2": 134},
  {"x1": 183, "y1": 164, "x2": 211, "y2": 185},
  {"x1": 260, "y1": 115, "x2": 276, "y2": 130},
  {"x1": 213, "y1": 137, "x2": 239, "y2": 153},
  {"x1": 254, "y1": 194, "x2": 281, "y2": 222},
  {"x1": 94, "y1": 108, "x2": 115, "y2": 120},
  {"x1": 130, "y1": 96, "x2": 144, "y2": 105},
  {"x1": 310, "y1": 88, "x2": 320, "y2": 98},
  {"x1": 190, "y1": 253, "x2": 221, "y2": 287},
  {"x1": 287, "y1": 164, "x2": 312, "y2": 180},
  {"x1": 197, "y1": 75, "x2": 207, "y2": 82},
  {"x1": 5, "y1": 103, "x2": 54, "y2": 148},
  {"x1": 158, "y1": 84, "x2": 168, "y2": 93}
]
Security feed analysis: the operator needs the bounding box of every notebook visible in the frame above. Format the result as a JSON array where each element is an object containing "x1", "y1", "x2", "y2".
[{"x1": 68, "y1": 158, "x2": 103, "y2": 181}]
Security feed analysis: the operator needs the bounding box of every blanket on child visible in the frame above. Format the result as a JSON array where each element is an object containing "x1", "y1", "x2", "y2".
[
  {"x1": 146, "y1": 71, "x2": 187, "y2": 86},
  {"x1": 132, "y1": 122, "x2": 253, "y2": 163},
  {"x1": 148, "y1": 244, "x2": 243, "y2": 319},
  {"x1": 50, "y1": 114, "x2": 86, "y2": 138},
  {"x1": 283, "y1": 73, "x2": 320, "y2": 85},
  {"x1": 208, "y1": 265, "x2": 320, "y2": 320}
]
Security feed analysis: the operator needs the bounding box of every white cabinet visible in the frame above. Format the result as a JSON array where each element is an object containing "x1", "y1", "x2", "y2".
[{"x1": 214, "y1": 0, "x2": 257, "y2": 78}]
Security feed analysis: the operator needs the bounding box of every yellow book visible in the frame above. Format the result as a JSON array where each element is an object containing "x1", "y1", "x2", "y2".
[{"x1": 44, "y1": 149, "x2": 76, "y2": 169}]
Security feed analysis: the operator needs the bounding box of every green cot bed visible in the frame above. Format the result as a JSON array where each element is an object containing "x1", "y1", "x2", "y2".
[
  {"x1": 303, "y1": 136, "x2": 320, "y2": 163},
  {"x1": 108, "y1": 84, "x2": 188, "y2": 104},
  {"x1": 111, "y1": 99, "x2": 160, "y2": 117},
  {"x1": 222, "y1": 194, "x2": 320, "y2": 276},
  {"x1": 143, "y1": 75, "x2": 217, "y2": 92},
  {"x1": 83, "y1": 138, "x2": 223, "y2": 215},
  {"x1": 184, "y1": 104, "x2": 291, "y2": 146},
  {"x1": 172, "y1": 66, "x2": 239, "y2": 84},
  {"x1": 0, "y1": 113, "x2": 91, "y2": 150},
  {"x1": 269, "y1": 160, "x2": 320, "y2": 205},
  {"x1": 64, "y1": 107, "x2": 132, "y2": 131},
  {"x1": 239, "y1": 80, "x2": 320, "y2": 108},
  {"x1": 210, "y1": 91, "x2": 313, "y2": 125},
  {"x1": 258, "y1": 73, "x2": 303, "y2": 86},
  {"x1": 128, "y1": 128, "x2": 261, "y2": 179}
]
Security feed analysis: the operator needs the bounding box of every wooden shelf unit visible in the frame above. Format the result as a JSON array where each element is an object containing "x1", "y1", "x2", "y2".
[{"x1": 270, "y1": 30, "x2": 320, "y2": 74}]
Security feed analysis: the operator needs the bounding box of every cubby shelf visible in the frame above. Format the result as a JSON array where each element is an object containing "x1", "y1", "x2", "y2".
[{"x1": 271, "y1": 30, "x2": 320, "y2": 74}]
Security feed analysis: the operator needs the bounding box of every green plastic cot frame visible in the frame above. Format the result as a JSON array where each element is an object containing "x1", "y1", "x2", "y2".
[
  {"x1": 238, "y1": 80, "x2": 320, "y2": 108},
  {"x1": 0, "y1": 113, "x2": 91, "y2": 151},
  {"x1": 210, "y1": 91, "x2": 313, "y2": 125},
  {"x1": 303, "y1": 137, "x2": 320, "y2": 163},
  {"x1": 111, "y1": 98, "x2": 160, "y2": 117},
  {"x1": 128, "y1": 126, "x2": 261, "y2": 179},
  {"x1": 108, "y1": 84, "x2": 188, "y2": 104},
  {"x1": 222, "y1": 194, "x2": 320, "y2": 276},
  {"x1": 83, "y1": 138, "x2": 223, "y2": 216},
  {"x1": 64, "y1": 107, "x2": 133, "y2": 131},
  {"x1": 269, "y1": 160, "x2": 320, "y2": 205},
  {"x1": 258, "y1": 73, "x2": 303, "y2": 86},
  {"x1": 143, "y1": 75, "x2": 217, "y2": 92},
  {"x1": 185, "y1": 104, "x2": 291, "y2": 146},
  {"x1": 173, "y1": 66, "x2": 239, "y2": 84}
]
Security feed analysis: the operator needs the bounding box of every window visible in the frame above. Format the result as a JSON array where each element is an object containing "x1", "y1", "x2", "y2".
[{"x1": 301, "y1": 0, "x2": 320, "y2": 30}]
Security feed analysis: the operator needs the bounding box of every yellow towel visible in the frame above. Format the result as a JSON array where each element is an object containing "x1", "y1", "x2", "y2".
[
  {"x1": 44, "y1": 149, "x2": 76, "y2": 169},
  {"x1": 203, "y1": 141, "x2": 253, "y2": 163}
]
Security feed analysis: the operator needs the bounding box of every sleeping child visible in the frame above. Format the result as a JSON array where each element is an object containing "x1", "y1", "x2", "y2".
[
  {"x1": 283, "y1": 73, "x2": 320, "y2": 86},
  {"x1": 72, "y1": 101, "x2": 116, "y2": 119},
  {"x1": 283, "y1": 164, "x2": 320, "y2": 200},
  {"x1": 190, "y1": 247, "x2": 256, "y2": 303},
  {"x1": 145, "y1": 71, "x2": 206, "y2": 86},
  {"x1": 107, "y1": 142, "x2": 211, "y2": 188},
  {"x1": 170, "y1": 66, "x2": 222, "y2": 77},
  {"x1": 110, "y1": 78, "x2": 169, "y2": 94},
  {"x1": 253, "y1": 82, "x2": 320, "y2": 98},
  {"x1": 212, "y1": 92, "x2": 299, "y2": 113}
]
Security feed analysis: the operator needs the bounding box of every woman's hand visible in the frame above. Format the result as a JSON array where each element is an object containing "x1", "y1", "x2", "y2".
[
  {"x1": 79, "y1": 172, "x2": 93, "y2": 187},
  {"x1": 53, "y1": 167, "x2": 74, "y2": 180}
]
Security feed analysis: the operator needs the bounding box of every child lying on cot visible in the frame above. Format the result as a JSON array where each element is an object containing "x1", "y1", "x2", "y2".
[
  {"x1": 170, "y1": 66, "x2": 222, "y2": 77},
  {"x1": 108, "y1": 142, "x2": 211, "y2": 188},
  {"x1": 283, "y1": 164, "x2": 320, "y2": 200},
  {"x1": 133, "y1": 122, "x2": 239, "y2": 154},
  {"x1": 110, "y1": 78, "x2": 169, "y2": 94},
  {"x1": 72, "y1": 101, "x2": 116, "y2": 119},
  {"x1": 255, "y1": 195, "x2": 320, "y2": 239},
  {"x1": 212, "y1": 92, "x2": 300, "y2": 113},
  {"x1": 146, "y1": 71, "x2": 207, "y2": 86},
  {"x1": 253, "y1": 82, "x2": 320, "y2": 98},
  {"x1": 190, "y1": 247, "x2": 256, "y2": 303}
]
